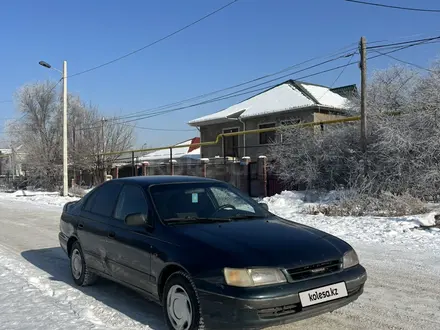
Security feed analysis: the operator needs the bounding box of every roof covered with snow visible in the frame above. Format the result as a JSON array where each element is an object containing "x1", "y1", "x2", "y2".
[
  {"x1": 138, "y1": 137, "x2": 200, "y2": 162},
  {"x1": 188, "y1": 80, "x2": 351, "y2": 126}
]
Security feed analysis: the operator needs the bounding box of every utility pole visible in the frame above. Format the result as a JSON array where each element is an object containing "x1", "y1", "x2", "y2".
[
  {"x1": 62, "y1": 61, "x2": 68, "y2": 196},
  {"x1": 72, "y1": 126, "x2": 76, "y2": 187},
  {"x1": 359, "y1": 37, "x2": 367, "y2": 153},
  {"x1": 101, "y1": 117, "x2": 106, "y2": 153},
  {"x1": 39, "y1": 60, "x2": 69, "y2": 196},
  {"x1": 101, "y1": 117, "x2": 106, "y2": 182}
]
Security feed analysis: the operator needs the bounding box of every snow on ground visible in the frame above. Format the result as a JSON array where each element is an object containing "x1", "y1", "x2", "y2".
[
  {"x1": 0, "y1": 196, "x2": 440, "y2": 330},
  {"x1": 0, "y1": 191, "x2": 440, "y2": 329},
  {"x1": 263, "y1": 191, "x2": 440, "y2": 251},
  {"x1": 0, "y1": 245, "x2": 108, "y2": 330},
  {"x1": 0, "y1": 243, "x2": 160, "y2": 330},
  {"x1": 0, "y1": 190, "x2": 79, "y2": 207}
]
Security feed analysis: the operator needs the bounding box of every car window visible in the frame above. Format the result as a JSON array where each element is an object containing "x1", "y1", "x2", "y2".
[
  {"x1": 114, "y1": 184, "x2": 149, "y2": 222},
  {"x1": 83, "y1": 191, "x2": 97, "y2": 212},
  {"x1": 85, "y1": 182, "x2": 122, "y2": 217},
  {"x1": 149, "y1": 182, "x2": 266, "y2": 222},
  {"x1": 209, "y1": 186, "x2": 256, "y2": 213}
]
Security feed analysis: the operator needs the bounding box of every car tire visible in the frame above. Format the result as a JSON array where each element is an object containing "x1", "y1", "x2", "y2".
[
  {"x1": 70, "y1": 241, "x2": 98, "y2": 286},
  {"x1": 162, "y1": 271, "x2": 205, "y2": 330}
]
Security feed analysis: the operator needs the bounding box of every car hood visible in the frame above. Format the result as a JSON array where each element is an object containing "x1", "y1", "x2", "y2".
[{"x1": 171, "y1": 217, "x2": 350, "y2": 268}]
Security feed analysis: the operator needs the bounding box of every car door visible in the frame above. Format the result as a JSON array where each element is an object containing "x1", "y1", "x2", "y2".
[
  {"x1": 105, "y1": 183, "x2": 155, "y2": 293},
  {"x1": 78, "y1": 181, "x2": 122, "y2": 275}
]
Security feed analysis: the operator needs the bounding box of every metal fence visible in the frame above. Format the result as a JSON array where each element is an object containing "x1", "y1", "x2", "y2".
[
  {"x1": 95, "y1": 116, "x2": 361, "y2": 197},
  {"x1": 111, "y1": 155, "x2": 287, "y2": 198}
]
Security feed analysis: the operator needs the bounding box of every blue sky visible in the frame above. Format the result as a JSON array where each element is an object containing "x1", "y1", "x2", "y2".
[{"x1": 1, "y1": 0, "x2": 439, "y2": 147}]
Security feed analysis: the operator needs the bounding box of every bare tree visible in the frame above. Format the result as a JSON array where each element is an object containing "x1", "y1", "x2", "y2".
[
  {"x1": 6, "y1": 81, "x2": 135, "y2": 190},
  {"x1": 7, "y1": 81, "x2": 62, "y2": 189}
]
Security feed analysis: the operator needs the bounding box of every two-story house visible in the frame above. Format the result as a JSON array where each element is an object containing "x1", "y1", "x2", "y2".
[{"x1": 188, "y1": 80, "x2": 356, "y2": 160}]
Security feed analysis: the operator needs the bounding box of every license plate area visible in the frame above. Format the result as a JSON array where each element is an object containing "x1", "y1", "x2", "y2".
[{"x1": 299, "y1": 282, "x2": 348, "y2": 307}]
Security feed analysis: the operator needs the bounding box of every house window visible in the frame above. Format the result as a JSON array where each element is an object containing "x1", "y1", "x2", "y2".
[
  {"x1": 259, "y1": 123, "x2": 276, "y2": 144},
  {"x1": 280, "y1": 119, "x2": 301, "y2": 143},
  {"x1": 223, "y1": 128, "x2": 239, "y2": 158}
]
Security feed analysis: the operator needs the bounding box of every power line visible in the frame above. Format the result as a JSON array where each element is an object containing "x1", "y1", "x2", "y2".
[
  {"x1": 367, "y1": 36, "x2": 439, "y2": 61},
  {"x1": 368, "y1": 39, "x2": 440, "y2": 52},
  {"x1": 69, "y1": 0, "x2": 240, "y2": 78},
  {"x1": 371, "y1": 49, "x2": 434, "y2": 72},
  {"x1": 1, "y1": 122, "x2": 196, "y2": 135},
  {"x1": 46, "y1": 34, "x2": 438, "y2": 133},
  {"x1": 116, "y1": 41, "x2": 425, "y2": 123},
  {"x1": 5, "y1": 114, "x2": 26, "y2": 127},
  {"x1": 101, "y1": 56, "x2": 355, "y2": 125},
  {"x1": 83, "y1": 35, "x2": 440, "y2": 126},
  {"x1": 72, "y1": 37, "x2": 436, "y2": 131},
  {"x1": 318, "y1": 51, "x2": 357, "y2": 102},
  {"x1": 111, "y1": 39, "x2": 437, "y2": 124},
  {"x1": 366, "y1": 36, "x2": 440, "y2": 50},
  {"x1": 107, "y1": 47, "x2": 357, "y2": 121},
  {"x1": 120, "y1": 122, "x2": 197, "y2": 132},
  {"x1": 1, "y1": 33, "x2": 438, "y2": 132},
  {"x1": 108, "y1": 50, "x2": 358, "y2": 122},
  {"x1": 345, "y1": 0, "x2": 440, "y2": 13},
  {"x1": 330, "y1": 51, "x2": 357, "y2": 87},
  {"x1": 1, "y1": 37, "x2": 436, "y2": 135},
  {"x1": 97, "y1": 56, "x2": 388, "y2": 126}
]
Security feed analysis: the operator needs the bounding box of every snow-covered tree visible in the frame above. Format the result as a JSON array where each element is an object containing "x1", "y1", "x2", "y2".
[{"x1": 268, "y1": 60, "x2": 440, "y2": 202}]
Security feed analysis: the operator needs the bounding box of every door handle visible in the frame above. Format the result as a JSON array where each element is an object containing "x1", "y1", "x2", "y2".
[
  {"x1": 108, "y1": 231, "x2": 116, "y2": 239},
  {"x1": 78, "y1": 223, "x2": 84, "y2": 229}
]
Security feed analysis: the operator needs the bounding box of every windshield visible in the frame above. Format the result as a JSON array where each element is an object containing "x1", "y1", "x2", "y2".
[{"x1": 149, "y1": 182, "x2": 269, "y2": 223}]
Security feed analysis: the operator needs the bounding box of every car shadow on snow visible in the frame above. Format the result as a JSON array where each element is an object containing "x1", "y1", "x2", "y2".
[{"x1": 21, "y1": 247, "x2": 166, "y2": 329}]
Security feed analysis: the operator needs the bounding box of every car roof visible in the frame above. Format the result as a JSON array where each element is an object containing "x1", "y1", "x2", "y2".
[{"x1": 110, "y1": 175, "x2": 222, "y2": 188}]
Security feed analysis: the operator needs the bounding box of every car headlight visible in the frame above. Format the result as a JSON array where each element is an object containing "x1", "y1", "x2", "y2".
[
  {"x1": 343, "y1": 249, "x2": 359, "y2": 269},
  {"x1": 223, "y1": 268, "x2": 287, "y2": 287}
]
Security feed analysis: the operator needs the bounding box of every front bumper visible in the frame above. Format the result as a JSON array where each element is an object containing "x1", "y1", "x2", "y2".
[{"x1": 197, "y1": 264, "x2": 366, "y2": 330}]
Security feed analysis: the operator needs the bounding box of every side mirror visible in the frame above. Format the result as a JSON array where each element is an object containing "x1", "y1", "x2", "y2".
[
  {"x1": 125, "y1": 213, "x2": 147, "y2": 226},
  {"x1": 259, "y1": 202, "x2": 269, "y2": 211}
]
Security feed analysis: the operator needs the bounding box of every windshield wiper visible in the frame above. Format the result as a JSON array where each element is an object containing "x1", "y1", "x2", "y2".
[{"x1": 165, "y1": 217, "x2": 232, "y2": 225}]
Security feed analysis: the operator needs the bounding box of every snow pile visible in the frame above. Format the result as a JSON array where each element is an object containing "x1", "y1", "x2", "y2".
[
  {"x1": 0, "y1": 190, "x2": 79, "y2": 207},
  {"x1": 262, "y1": 190, "x2": 344, "y2": 213},
  {"x1": 263, "y1": 191, "x2": 440, "y2": 250}
]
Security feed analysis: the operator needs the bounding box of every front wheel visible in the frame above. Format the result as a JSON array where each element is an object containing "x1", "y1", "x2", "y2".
[
  {"x1": 70, "y1": 241, "x2": 98, "y2": 286},
  {"x1": 163, "y1": 271, "x2": 204, "y2": 330}
]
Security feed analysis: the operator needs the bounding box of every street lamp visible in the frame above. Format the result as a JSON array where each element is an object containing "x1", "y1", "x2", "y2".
[{"x1": 39, "y1": 60, "x2": 68, "y2": 197}]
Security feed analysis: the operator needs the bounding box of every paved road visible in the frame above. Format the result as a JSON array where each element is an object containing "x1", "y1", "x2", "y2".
[{"x1": 0, "y1": 198, "x2": 439, "y2": 330}]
